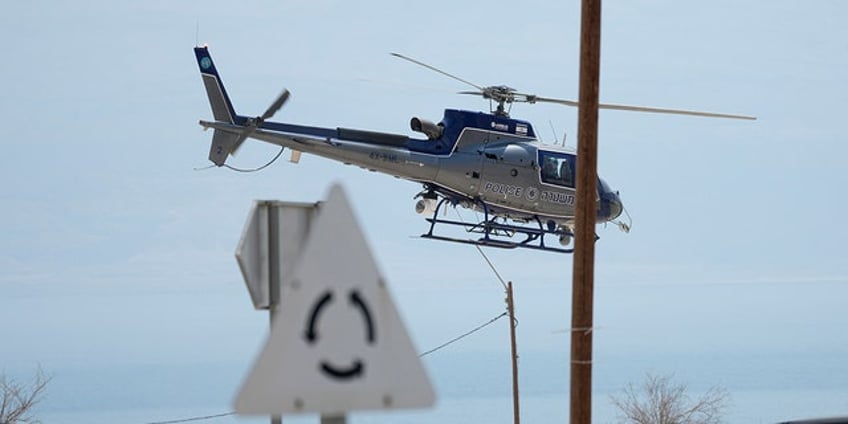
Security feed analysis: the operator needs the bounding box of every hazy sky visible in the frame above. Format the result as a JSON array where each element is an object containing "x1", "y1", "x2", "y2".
[{"x1": 2, "y1": 0, "x2": 847, "y2": 422}]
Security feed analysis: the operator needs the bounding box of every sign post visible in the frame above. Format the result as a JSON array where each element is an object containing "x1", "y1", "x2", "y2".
[{"x1": 236, "y1": 200, "x2": 319, "y2": 424}]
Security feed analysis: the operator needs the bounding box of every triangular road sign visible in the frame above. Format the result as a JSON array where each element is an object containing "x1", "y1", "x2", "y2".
[{"x1": 234, "y1": 184, "x2": 436, "y2": 415}]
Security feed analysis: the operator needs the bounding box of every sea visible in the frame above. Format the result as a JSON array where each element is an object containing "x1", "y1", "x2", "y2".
[{"x1": 34, "y1": 349, "x2": 848, "y2": 424}]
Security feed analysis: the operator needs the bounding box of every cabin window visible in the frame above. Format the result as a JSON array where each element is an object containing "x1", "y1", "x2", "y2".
[{"x1": 538, "y1": 150, "x2": 576, "y2": 188}]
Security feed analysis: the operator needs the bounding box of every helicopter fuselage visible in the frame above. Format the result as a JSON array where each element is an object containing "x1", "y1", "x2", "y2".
[
  {"x1": 195, "y1": 45, "x2": 623, "y2": 240},
  {"x1": 201, "y1": 108, "x2": 623, "y2": 227}
]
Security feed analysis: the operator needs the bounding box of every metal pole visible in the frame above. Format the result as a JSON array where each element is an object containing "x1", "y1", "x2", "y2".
[
  {"x1": 268, "y1": 204, "x2": 282, "y2": 424},
  {"x1": 507, "y1": 281, "x2": 520, "y2": 424},
  {"x1": 570, "y1": 0, "x2": 602, "y2": 424},
  {"x1": 265, "y1": 201, "x2": 318, "y2": 424},
  {"x1": 321, "y1": 415, "x2": 346, "y2": 424}
]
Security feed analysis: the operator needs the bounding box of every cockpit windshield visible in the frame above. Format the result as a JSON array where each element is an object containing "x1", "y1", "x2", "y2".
[{"x1": 538, "y1": 150, "x2": 576, "y2": 188}]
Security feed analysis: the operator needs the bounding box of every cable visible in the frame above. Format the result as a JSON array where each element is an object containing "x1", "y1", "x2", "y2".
[
  {"x1": 139, "y1": 310, "x2": 507, "y2": 423},
  {"x1": 451, "y1": 208, "x2": 508, "y2": 290},
  {"x1": 418, "y1": 311, "x2": 507, "y2": 358},
  {"x1": 192, "y1": 146, "x2": 285, "y2": 173},
  {"x1": 475, "y1": 245, "x2": 508, "y2": 290},
  {"x1": 144, "y1": 411, "x2": 235, "y2": 424},
  {"x1": 223, "y1": 146, "x2": 285, "y2": 173}
]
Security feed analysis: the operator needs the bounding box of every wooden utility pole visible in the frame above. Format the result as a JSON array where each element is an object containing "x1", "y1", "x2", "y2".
[
  {"x1": 570, "y1": 0, "x2": 602, "y2": 424},
  {"x1": 506, "y1": 281, "x2": 520, "y2": 424}
]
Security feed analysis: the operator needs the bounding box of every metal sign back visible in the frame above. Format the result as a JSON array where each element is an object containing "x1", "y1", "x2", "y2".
[
  {"x1": 236, "y1": 201, "x2": 270, "y2": 309},
  {"x1": 236, "y1": 201, "x2": 318, "y2": 310}
]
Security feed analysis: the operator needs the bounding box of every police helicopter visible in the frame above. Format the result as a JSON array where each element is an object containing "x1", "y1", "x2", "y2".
[{"x1": 194, "y1": 46, "x2": 754, "y2": 253}]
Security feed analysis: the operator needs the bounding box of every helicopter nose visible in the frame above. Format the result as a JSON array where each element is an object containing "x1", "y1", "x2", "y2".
[
  {"x1": 605, "y1": 192, "x2": 623, "y2": 221},
  {"x1": 597, "y1": 180, "x2": 623, "y2": 221}
]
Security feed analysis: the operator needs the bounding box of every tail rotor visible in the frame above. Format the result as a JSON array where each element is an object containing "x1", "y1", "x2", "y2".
[{"x1": 229, "y1": 89, "x2": 290, "y2": 156}]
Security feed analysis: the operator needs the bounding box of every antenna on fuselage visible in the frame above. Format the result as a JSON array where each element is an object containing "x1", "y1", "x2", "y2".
[
  {"x1": 548, "y1": 121, "x2": 568, "y2": 147},
  {"x1": 548, "y1": 121, "x2": 558, "y2": 145}
]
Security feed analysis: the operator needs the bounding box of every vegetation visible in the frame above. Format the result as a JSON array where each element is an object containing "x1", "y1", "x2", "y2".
[
  {"x1": 0, "y1": 368, "x2": 51, "y2": 424},
  {"x1": 610, "y1": 373, "x2": 729, "y2": 424}
]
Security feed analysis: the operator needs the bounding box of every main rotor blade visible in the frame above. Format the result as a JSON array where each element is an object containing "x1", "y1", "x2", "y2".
[
  {"x1": 398, "y1": 54, "x2": 756, "y2": 120},
  {"x1": 531, "y1": 95, "x2": 578, "y2": 107},
  {"x1": 391, "y1": 53, "x2": 484, "y2": 91},
  {"x1": 260, "y1": 89, "x2": 290, "y2": 121},
  {"x1": 533, "y1": 96, "x2": 756, "y2": 120},
  {"x1": 460, "y1": 90, "x2": 576, "y2": 106},
  {"x1": 459, "y1": 90, "x2": 496, "y2": 100},
  {"x1": 596, "y1": 102, "x2": 756, "y2": 120}
]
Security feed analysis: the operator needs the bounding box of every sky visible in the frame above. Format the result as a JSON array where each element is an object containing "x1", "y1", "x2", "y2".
[{"x1": 1, "y1": 0, "x2": 847, "y2": 422}]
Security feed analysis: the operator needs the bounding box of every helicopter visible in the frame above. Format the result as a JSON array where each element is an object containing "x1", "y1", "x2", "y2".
[{"x1": 194, "y1": 46, "x2": 754, "y2": 254}]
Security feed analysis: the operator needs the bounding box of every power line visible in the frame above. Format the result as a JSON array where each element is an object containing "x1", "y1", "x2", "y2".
[
  {"x1": 419, "y1": 311, "x2": 507, "y2": 357},
  {"x1": 452, "y1": 207, "x2": 509, "y2": 291},
  {"x1": 475, "y1": 245, "x2": 508, "y2": 290},
  {"x1": 140, "y1": 310, "x2": 507, "y2": 424},
  {"x1": 144, "y1": 411, "x2": 236, "y2": 424}
]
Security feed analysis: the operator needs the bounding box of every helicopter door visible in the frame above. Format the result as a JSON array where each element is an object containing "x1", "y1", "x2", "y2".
[
  {"x1": 478, "y1": 142, "x2": 535, "y2": 208},
  {"x1": 529, "y1": 149, "x2": 579, "y2": 216}
]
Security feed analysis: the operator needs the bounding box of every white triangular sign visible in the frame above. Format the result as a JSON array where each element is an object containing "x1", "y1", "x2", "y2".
[{"x1": 234, "y1": 184, "x2": 435, "y2": 415}]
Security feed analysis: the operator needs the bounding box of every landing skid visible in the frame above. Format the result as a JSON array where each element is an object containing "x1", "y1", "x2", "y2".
[{"x1": 420, "y1": 196, "x2": 590, "y2": 254}]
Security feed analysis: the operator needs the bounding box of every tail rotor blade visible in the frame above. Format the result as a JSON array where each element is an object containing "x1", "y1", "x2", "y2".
[
  {"x1": 261, "y1": 89, "x2": 290, "y2": 121},
  {"x1": 229, "y1": 130, "x2": 253, "y2": 156},
  {"x1": 232, "y1": 89, "x2": 290, "y2": 156}
]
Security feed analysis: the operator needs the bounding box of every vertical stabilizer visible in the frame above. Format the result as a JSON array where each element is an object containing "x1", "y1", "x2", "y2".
[{"x1": 194, "y1": 46, "x2": 237, "y2": 123}]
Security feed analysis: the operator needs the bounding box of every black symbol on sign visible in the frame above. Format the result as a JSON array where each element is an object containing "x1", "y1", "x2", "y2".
[{"x1": 304, "y1": 288, "x2": 375, "y2": 381}]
